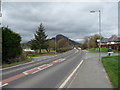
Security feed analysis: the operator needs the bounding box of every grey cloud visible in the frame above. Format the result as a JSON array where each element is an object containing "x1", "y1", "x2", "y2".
[{"x1": 2, "y1": 2, "x2": 118, "y2": 42}]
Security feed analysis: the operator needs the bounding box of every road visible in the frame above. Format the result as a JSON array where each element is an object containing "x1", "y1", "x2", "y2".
[
  {"x1": 1, "y1": 49, "x2": 86, "y2": 88},
  {"x1": 68, "y1": 52, "x2": 113, "y2": 88}
]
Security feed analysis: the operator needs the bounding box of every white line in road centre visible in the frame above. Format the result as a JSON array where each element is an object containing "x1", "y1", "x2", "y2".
[{"x1": 59, "y1": 60, "x2": 84, "y2": 88}]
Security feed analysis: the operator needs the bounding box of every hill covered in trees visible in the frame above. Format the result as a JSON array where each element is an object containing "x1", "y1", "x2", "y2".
[{"x1": 50, "y1": 34, "x2": 80, "y2": 46}]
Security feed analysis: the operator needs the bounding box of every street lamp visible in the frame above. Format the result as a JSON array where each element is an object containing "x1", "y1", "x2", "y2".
[{"x1": 90, "y1": 10, "x2": 101, "y2": 61}]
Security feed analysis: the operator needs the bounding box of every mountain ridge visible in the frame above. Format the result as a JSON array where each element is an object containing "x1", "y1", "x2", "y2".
[{"x1": 50, "y1": 34, "x2": 80, "y2": 45}]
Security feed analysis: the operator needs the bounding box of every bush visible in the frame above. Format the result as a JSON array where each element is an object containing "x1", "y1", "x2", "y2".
[{"x1": 2, "y1": 27, "x2": 22, "y2": 64}]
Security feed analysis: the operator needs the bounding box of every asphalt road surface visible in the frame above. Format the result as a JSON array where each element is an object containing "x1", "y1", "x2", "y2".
[{"x1": 1, "y1": 49, "x2": 86, "y2": 88}]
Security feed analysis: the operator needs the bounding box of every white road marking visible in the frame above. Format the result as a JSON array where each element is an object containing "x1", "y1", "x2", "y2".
[
  {"x1": 2, "y1": 63, "x2": 42, "y2": 76},
  {"x1": 37, "y1": 67, "x2": 41, "y2": 69},
  {"x1": 2, "y1": 62, "x2": 32, "y2": 70},
  {"x1": 59, "y1": 60, "x2": 84, "y2": 88},
  {"x1": 23, "y1": 72, "x2": 29, "y2": 75},
  {"x1": 32, "y1": 65, "x2": 51, "y2": 74},
  {"x1": 32, "y1": 69, "x2": 41, "y2": 74},
  {"x1": 47, "y1": 64, "x2": 53, "y2": 67},
  {"x1": 0, "y1": 82, "x2": 1, "y2": 86},
  {"x1": 67, "y1": 63, "x2": 84, "y2": 88},
  {"x1": 0, "y1": 83, "x2": 8, "y2": 87},
  {"x1": 1, "y1": 55, "x2": 56, "y2": 70},
  {"x1": 31, "y1": 64, "x2": 53, "y2": 74},
  {"x1": 23, "y1": 67, "x2": 38, "y2": 74}
]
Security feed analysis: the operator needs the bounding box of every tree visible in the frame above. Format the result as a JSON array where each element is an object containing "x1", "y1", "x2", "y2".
[
  {"x1": 48, "y1": 40, "x2": 55, "y2": 50},
  {"x1": 42, "y1": 40, "x2": 49, "y2": 53},
  {"x1": 83, "y1": 34, "x2": 104, "y2": 49},
  {"x1": 57, "y1": 38, "x2": 69, "y2": 49},
  {"x1": 30, "y1": 39, "x2": 38, "y2": 50},
  {"x1": 31, "y1": 23, "x2": 48, "y2": 53},
  {"x1": 2, "y1": 26, "x2": 22, "y2": 64}
]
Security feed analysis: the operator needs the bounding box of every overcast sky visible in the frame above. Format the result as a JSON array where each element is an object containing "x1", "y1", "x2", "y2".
[{"x1": 2, "y1": 1, "x2": 118, "y2": 43}]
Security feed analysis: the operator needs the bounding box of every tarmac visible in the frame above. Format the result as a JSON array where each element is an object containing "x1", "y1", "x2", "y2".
[{"x1": 68, "y1": 52, "x2": 113, "y2": 88}]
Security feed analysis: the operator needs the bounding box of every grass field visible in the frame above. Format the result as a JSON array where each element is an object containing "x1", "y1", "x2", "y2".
[
  {"x1": 102, "y1": 55, "x2": 119, "y2": 88},
  {"x1": 88, "y1": 48, "x2": 120, "y2": 53}
]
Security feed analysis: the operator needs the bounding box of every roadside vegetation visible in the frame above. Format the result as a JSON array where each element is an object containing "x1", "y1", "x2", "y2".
[
  {"x1": 80, "y1": 34, "x2": 103, "y2": 49},
  {"x1": 87, "y1": 48, "x2": 120, "y2": 53},
  {"x1": 2, "y1": 27, "x2": 22, "y2": 64},
  {"x1": 1, "y1": 57, "x2": 32, "y2": 68},
  {"x1": 1, "y1": 24, "x2": 73, "y2": 68},
  {"x1": 102, "y1": 55, "x2": 119, "y2": 88}
]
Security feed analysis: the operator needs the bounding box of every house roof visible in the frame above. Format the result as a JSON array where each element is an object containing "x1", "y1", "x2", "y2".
[
  {"x1": 101, "y1": 35, "x2": 120, "y2": 43},
  {"x1": 107, "y1": 35, "x2": 118, "y2": 42},
  {"x1": 101, "y1": 38, "x2": 108, "y2": 43},
  {"x1": 114, "y1": 37, "x2": 120, "y2": 42}
]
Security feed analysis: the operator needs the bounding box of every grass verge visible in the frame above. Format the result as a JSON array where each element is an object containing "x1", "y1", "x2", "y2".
[
  {"x1": 1, "y1": 49, "x2": 72, "y2": 69},
  {"x1": 102, "y1": 55, "x2": 119, "y2": 88},
  {"x1": 88, "y1": 48, "x2": 120, "y2": 53},
  {"x1": 1, "y1": 53, "x2": 57, "y2": 68},
  {"x1": 31, "y1": 53, "x2": 57, "y2": 57},
  {"x1": 1, "y1": 57, "x2": 33, "y2": 68}
]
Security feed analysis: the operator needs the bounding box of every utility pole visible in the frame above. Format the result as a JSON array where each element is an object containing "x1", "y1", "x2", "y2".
[{"x1": 90, "y1": 10, "x2": 101, "y2": 61}]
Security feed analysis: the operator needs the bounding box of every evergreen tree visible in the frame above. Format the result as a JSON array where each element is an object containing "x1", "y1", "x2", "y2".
[{"x1": 32, "y1": 23, "x2": 48, "y2": 53}]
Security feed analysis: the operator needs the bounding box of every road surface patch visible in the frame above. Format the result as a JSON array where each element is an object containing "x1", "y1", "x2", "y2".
[
  {"x1": 59, "y1": 60, "x2": 83, "y2": 88},
  {"x1": 75, "y1": 50, "x2": 79, "y2": 54},
  {"x1": 0, "y1": 58, "x2": 66, "y2": 87},
  {"x1": 1, "y1": 73, "x2": 25, "y2": 86}
]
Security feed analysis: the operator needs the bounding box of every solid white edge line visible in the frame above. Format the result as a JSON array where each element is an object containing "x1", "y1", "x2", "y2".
[
  {"x1": 0, "y1": 83, "x2": 8, "y2": 87},
  {"x1": 1, "y1": 55, "x2": 56, "y2": 70},
  {"x1": 1, "y1": 61, "x2": 34, "y2": 70},
  {"x1": 1, "y1": 50, "x2": 72, "y2": 70},
  {"x1": 59, "y1": 60, "x2": 84, "y2": 88}
]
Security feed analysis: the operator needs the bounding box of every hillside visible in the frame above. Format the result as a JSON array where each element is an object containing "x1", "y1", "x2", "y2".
[
  {"x1": 21, "y1": 34, "x2": 81, "y2": 49},
  {"x1": 51, "y1": 34, "x2": 80, "y2": 46}
]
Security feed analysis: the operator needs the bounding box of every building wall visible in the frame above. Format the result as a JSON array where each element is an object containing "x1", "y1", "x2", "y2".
[{"x1": 101, "y1": 44, "x2": 120, "y2": 51}]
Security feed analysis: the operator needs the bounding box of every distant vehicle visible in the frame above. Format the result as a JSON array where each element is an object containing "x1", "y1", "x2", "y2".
[
  {"x1": 23, "y1": 48, "x2": 35, "y2": 52},
  {"x1": 74, "y1": 47, "x2": 76, "y2": 49},
  {"x1": 78, "y1": 47, "x2": 81, "y2": 50}
]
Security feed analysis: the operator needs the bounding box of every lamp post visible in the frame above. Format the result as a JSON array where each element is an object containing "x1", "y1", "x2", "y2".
[
  {"x1": 0, "y1": 0, "x2": 2, "y2": 25},
  {"x1": 90, "y1": 10, "x2": 101, "y2": 61}
]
